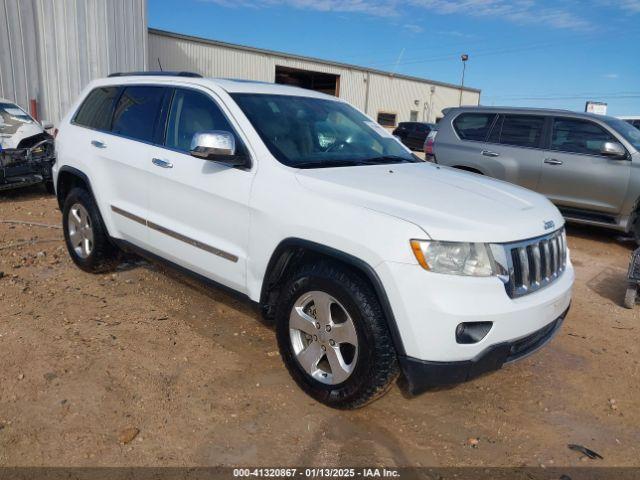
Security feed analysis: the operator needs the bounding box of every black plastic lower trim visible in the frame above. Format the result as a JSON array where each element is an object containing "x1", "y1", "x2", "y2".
[{"x1": 399, "y1": 306, "x2": 569, "y2": 395}]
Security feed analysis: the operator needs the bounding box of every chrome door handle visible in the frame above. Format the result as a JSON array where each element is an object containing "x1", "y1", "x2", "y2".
[
  {"x1": 152, "y1": 158, "x2": 173, "y2": 169},
  {"x1": 91, "y1": 140, "x2": 106, "y2": 149},
  {"x1": 544, "y1": 158, "x2": 563, "y2": 165},
  {"x1": 481, "y1": 150, "x2": 500, "y2": 157}
]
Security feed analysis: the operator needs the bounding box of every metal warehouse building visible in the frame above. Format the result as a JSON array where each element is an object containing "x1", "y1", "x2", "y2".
[
  {"x1": 148, "y1": 29, "x2": 481, "y2": 127},
  {"x1": 1, "y1": 0, "x2": 480, "y2": 126}
]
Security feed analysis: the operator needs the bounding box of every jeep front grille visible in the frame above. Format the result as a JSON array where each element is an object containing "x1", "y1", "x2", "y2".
[{"x1": 502, "y1": 228, "x2": 567, "y2": 299}]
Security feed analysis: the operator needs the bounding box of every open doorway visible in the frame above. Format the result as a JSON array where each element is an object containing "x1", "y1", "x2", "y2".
[{"x1": 275, "y1": 66, "x2": 340, "y2": 96}]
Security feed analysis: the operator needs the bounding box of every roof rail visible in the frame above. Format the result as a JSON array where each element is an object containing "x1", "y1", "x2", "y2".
[{"x1": 107, "y1": 71, "x2": 202, "y2": 78}]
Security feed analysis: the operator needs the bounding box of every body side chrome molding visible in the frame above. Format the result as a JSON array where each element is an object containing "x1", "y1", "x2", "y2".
[{"x1": 110, "y1": 205, "x2": 238, "y2": 263}]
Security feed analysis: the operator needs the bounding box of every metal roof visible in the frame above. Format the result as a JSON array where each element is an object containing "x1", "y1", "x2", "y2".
[
  {"x1": 148, "y1": 28, "x2": 481, "y2": 94},
  {"x1": 447, "y1": 105, "x2": 625, "y2": 121}
]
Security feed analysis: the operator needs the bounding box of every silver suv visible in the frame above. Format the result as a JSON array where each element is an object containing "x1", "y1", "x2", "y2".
[{"x1": 432, "y1": 107, "x2": 640, "y2": 242}]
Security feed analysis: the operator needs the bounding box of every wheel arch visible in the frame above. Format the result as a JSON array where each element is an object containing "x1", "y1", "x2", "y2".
[
  {"x1": 55, "y1": 166, "x2": 95, "y2": 211},
  {"x1": 260, "y1": 238, "x2": 406, "y2": 356}
]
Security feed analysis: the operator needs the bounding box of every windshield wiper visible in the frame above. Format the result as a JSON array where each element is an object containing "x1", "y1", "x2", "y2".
[
  {"x1": 360, "y1": 155, "x2": 417, "y2": 165},
  {"x1": 293, "y1": 159, "x2": 370, "y2": 169}
]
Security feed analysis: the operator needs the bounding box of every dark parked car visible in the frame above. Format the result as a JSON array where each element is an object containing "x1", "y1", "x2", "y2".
[
  {"x1": 392, "y1": 121, "x2": 435, "y2": 151},
  {"x1": 0, "y1": 99, "x2": 55, "y2": 193}
]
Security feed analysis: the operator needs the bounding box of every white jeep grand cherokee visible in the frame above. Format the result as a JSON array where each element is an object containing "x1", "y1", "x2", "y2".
[{"x1": 53, "y1": 72, "x2": 574, "y2": 409}]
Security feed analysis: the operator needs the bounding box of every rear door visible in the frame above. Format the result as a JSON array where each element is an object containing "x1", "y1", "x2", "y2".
[
  {"x1": 408, "y1": 123, "x2": 430, "y2": 150},
  {"x1": 95, "y1": 85, "x2": 170, "y2": 248},
  {"x1": 482, "y1": 114, "x2": 547, "y2": 190},
  {"x1": 435, "y1": 112, "x2": 496, "y2": 170},
  {"x1": 537, "y1": 117, "x2": 631, "y2": 214},
  {"x1": 145, "y1": 87, "x2": 254, "y2": 293}
]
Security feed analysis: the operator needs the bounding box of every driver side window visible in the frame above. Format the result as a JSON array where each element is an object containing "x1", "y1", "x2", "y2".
[
  {"x1": 165, "y1": 89, "x2": 233, "y2": 152},
  {"x1": 551, "y1": 118, "x2": 616, "y2": 156}
]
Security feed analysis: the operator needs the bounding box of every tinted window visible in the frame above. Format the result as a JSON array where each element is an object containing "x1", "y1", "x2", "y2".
[
  {"x1": 74, "y1": 87, "x2": 119, "y2": 131},
  {"x1": 602, "y1": 117, "x2": 640, "y2": 150},
  {"x1": 453, "y1": 113, "x2": 496, "y2": 141},
  {"x1": 551, "y1": 118, "x2": 617, "y2": 155},
  {"x1": 414, "y1": 124, "x2": 430, "y2": 134},
  {"x1": 231, "y1": 93, "x2": 415, "y2": 168},
  {"x1": 377, "y1": 112, "x2": 397, "y2": 127},
  {"x1": 165, "y1": 89, "x2": 233, "y2": 152},
  {"x1": 494, "y1": 115, "x2": 545, "y2": 148},
  {"x1": 111, "y1": 86, "x2": 165, "y2": 142}
]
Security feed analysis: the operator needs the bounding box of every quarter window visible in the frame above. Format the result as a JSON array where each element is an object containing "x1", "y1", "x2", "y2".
[
  {"x1": 551, "y1": 118, "x2": 616, "y2": 155},
  {"x1": 453, "y1": 113, "x2": 496, "y2": 141},
  {"x1": 165, "y1": 89, "x2": 233, "y2": 152},
  {"x1": 111, "y1": 86, "x2": 166, "y2": 143},
  {"x1": 492, "y1": 115, "x2": 545, "y2": 148},
  {"x1": 73, "y1": 87, "x2": 120, "y2": 131}
]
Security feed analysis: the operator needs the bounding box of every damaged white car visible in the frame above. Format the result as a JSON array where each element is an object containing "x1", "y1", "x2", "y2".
[{"x1": 0, "y1": 99, "x2": 55, "y2": 193}]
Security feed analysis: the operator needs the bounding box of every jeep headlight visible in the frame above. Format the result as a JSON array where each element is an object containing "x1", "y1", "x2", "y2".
[{"x1": 410, "y1": 240, "x2": 498, "y2": 277}]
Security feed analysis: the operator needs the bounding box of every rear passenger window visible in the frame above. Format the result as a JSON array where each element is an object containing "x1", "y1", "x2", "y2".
[
  {"x1": 165, "y1": 89, "x2": 233, "y2": 152},
  {"x1": 73, "y1": 87, "x2": 119, "y2": 131},
  {"x1": 551, "y1": 118, "x2": 616, "y2": 155},
  {"x1": 453, "y1": 113, "x2": 496, "y2": 141},
  {"x1": 111, "y1": 86, "x2": 166, "y2": 143},
  {"x1": 492, "y1": 115, "x2": 545, "y2": 148}
]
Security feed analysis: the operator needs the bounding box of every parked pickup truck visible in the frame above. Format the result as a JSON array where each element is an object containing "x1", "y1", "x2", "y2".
[
  {"x1": 0, "y1": 99, "x2": 55, "y2": 193},
  {"x1": 53, "y1": 73, "x2": 574, "y2": 408}
]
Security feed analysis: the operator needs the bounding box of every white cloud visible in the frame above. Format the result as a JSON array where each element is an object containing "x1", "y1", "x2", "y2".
[
  {"x1": 601, "y1": 0, "x2": 640, "y2": 13},
  {"x1": 403, "y1": 23, "x2": 425, "y2": 33},
  {"x1": 201, "y1": 0, "x2": 639, "y2": 30},
  {"x1": 407, "y1": 0, "x2": 591, "y2": 29},
  {"x1": 603, "y1": 73, "x2": 620, "y2": 78}
]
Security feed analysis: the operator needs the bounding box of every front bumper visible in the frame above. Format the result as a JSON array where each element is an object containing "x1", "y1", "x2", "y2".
[
  {"x1": 376, "y1": 260, "x2": 574, "y2": 362},
  {"x1": 398, "y1": 307, "x2": 568, "y2": 395},
  {"x1": 0, "y1": 144, "x2": 55, "y2": 191}
]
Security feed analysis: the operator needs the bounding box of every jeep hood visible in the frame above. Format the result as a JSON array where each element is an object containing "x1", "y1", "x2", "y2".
[
  {"x1": 0, "y1": 119, "x2": 43, "y2": 150},
  {"x1": 295, "y1": 162, "x2": 564, "y2": 243}
]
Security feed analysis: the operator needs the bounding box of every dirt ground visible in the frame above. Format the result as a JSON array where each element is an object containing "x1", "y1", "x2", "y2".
[{"x1": 0, "y1": 186, "x2": 638, "y2": 468}]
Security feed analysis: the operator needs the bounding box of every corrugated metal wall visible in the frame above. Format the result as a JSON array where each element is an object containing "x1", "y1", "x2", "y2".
[
  {"x1": 149, "y1": 30, "x2": 480, "y2": 124},
  {"x1": 0, "y1": 0, "x2": 147, "y2": 124}
]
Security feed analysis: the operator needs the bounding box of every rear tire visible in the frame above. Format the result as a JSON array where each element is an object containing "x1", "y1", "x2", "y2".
[
  {"x1": 624, "y1": 286, "x2": 637, "y2": 309},
  {"x1": 275, "y1": 261, "x2": 399, "y2": 409},
  {"x1": 62, "y1": 188, "x2": 120, "y2": 273}
]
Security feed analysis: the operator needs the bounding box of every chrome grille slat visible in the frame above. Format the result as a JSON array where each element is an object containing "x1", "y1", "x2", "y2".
[
  {"x1": 543, "y1": 241, "x2": 551, "y2": 281},
  {"x1": 532, "y1": 244, "x2": 542, "y2": 285},
  {"x1": 518, "y1": 247, "x2": 530, "y2": 289},
  {"x1": 503, "y1": 228, "x2": 567, "y2": 298}
]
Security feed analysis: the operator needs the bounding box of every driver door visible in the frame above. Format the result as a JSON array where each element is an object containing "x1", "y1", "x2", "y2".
[{"x1": 537, "y1": 117, "x2": 631, "y2": 215}]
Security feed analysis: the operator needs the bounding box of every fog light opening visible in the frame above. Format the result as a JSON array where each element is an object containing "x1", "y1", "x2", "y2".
[{"x1": 456, "y1": 322, "x2": 493, "y2": 344}]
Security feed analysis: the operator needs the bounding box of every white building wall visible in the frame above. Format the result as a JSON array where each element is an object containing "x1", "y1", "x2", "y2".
[
  {"x1": 0, "y1": 0, "x2": 147, "y2": 124},
  {"x1": 149, "y1": 30, "x2": 480, "y2": 125}
]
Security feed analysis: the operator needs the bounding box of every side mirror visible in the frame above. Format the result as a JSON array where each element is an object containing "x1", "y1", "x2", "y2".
[
  {"x1": 190, "y1": 130, "x2": 249, "y2": 167},
  {"x1": 41, "y1": 121, "x2": 54, "y2": 130},
  {"x1": 600, "y1": 141, "x2": 627, "y2": 159}
]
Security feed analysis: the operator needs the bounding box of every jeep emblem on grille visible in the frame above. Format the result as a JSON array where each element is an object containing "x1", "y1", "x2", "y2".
[{"x1": 544, "y1": 220, "x2": 555, "y2": 230}]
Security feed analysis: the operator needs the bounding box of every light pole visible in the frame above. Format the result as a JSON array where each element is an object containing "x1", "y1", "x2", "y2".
[
  {"x1": 459, "y1": 54, "x2": 468, "y2": 106},
  {"x1": 428, "y1": 85, "x2": 436, "y2": 122}
]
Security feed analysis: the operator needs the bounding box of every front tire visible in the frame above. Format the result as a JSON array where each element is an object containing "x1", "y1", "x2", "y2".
[
  {"x1": 275, "y1": 261, "x2": 399, "y2": 409},
  {"x1": 62, "y1": 188, "x2": 120, "y2": 273}
]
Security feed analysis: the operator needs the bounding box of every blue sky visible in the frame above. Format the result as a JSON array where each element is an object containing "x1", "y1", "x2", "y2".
[{"x1": 150, "y1": 0, "x2": 640, "y2": 115}]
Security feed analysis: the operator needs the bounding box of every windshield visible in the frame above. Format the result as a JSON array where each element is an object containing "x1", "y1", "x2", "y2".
[
  {"x1": 0, "y1": 102, "x2": 34, "y2": 125},
  {"x1": 231, "y1": 93, "x2": 417, "y2": 168},
  {"x1": 603, "y1": 116, "x2": 640, "y2": 151}
]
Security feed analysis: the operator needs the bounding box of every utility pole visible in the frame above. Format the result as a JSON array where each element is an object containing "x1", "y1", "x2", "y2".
[
  {"x1": 459, "y1": 54, "x2": 468, "y2": 106},
  {"x1": 428, "y1": 85, "x2": 436, "y2": 122}
]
